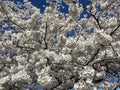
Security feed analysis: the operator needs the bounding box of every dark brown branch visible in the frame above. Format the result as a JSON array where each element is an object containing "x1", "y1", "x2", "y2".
[
  {"x1": 93, "y1": 58, "x2": 119, "y2": 65},
  {"x1": 9, "y1": 19, "x2": 26, "y2": 30},
  {"x1": 104, "y1": 58, "x2": 120, "y2": 63},
  {"x1": 51, "y1": 75, "x2": 78, "y2": 90},
  {"x1": 48, "y1": 26, "x2": 63, "y2": 40},
  {"x1": 91, "y1": 13, "x2": 102, "y2": 29},
  {"x1": 85, "y1": 48, "x2": 100, "y2": 65},
  {"x1": 0, "y1": 5, "x2": 26, "y2": 30},
  {"x1": 44, "y1": 22, "x2": 48, "y2": 49},
  {"x1": 92, "y1": 57, "x2": 119, "y2": 71},
  {"x1": 87, "y1": 6, "x2": 102, "y2": 29},
  {"x1": 17, "y1": 45, "x2": 37, "y2": 51},
  {"x1": 113, "y1": 83, "x2": 120, "y2": 90},
  {"x1": 111, "y1": 43, "x2": 118, "y2": 57},
  {"x1": 110, "y1": 24, "x2": 120, "y2": 36},
  {"x1": 97, "y1": 0, "x2": 117, "y2": 18}
]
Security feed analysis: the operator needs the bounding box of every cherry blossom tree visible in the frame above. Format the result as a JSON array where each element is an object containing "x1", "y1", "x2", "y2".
[{"x1": 0, "y1": 0, "x2": 119, "y2": 90}]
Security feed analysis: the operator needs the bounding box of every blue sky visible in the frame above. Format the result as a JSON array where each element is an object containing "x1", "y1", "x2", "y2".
[{"x1": 13, "y1": 0, "x2": 91, "y2": 17}]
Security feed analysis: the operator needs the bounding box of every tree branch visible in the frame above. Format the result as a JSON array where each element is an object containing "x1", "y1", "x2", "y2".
[
  {"x1": 91, "y1": 13, "x2": 102, "y2": 29},
  {"x1": 85, "y1": 48, "x2": 100, "y2": 65},
  {"x1": 0, "y1": 5, "x2": 26, "y2": 30},
  {"x1": 110, "y1": 24, "x2": 120, "y2": 36},
  {"x1": 44, "y1": 22, "x2": 48, "y2": 49}
]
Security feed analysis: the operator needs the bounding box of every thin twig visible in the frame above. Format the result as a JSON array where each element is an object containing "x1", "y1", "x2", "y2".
[
  {"x1": 91, "y1": 13, "x2": 102, "y2": 29},
  {"x1": 110, "y1": 24, "x2": 120, "y2": 36},
  {"x1": 0, "y1": 5, "x2": 26, "y2": 30},
  {"x1": 85, "y1": 48, "x2": 100, "y2": 65},
  {"x1": 44, "y1": 22, "x2": 48, "y2": 49}
]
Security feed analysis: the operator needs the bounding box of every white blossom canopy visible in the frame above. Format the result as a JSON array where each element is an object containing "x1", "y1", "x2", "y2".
[{"x1": 0, "y1": 0, "x2": 119, "y2": 90}]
